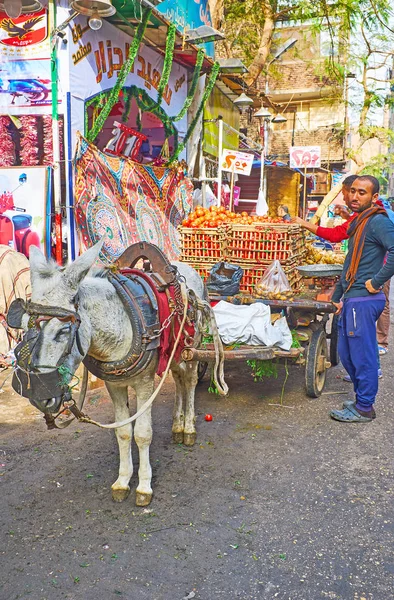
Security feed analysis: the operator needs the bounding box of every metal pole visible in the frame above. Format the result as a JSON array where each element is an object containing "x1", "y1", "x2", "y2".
[
  {"x1": 49, "y1": 0, "x2": 62, "y2": 265},
  {"x1": 217, "y1": 116, "x2": 223, "y2": 206},
  {"x1": 262, "y1": 118, "x2": 269, "y2": 203},
  {"x1": 303, "y1": 166, "x2": 307, "y2": 219}
]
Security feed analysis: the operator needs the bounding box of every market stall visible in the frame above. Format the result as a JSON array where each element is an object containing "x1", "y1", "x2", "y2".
[{"x1": 178, "y1": 208, "x2": 345, "y2": 397}]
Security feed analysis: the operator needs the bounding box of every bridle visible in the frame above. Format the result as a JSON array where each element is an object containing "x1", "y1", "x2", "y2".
[{"x1": 7, "y1": 297, "x2": 85, "y2": 414}]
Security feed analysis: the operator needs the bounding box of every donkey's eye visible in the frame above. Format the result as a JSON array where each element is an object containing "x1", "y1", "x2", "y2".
[{"x1": 54, "y1": 326, "x2": 71, "y2": 341}]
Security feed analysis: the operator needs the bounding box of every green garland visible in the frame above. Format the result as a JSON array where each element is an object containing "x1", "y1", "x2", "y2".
[
  {"x1": 169, "y1": 61, "x2": 220, "y2": 163},
  {"x1": 173, "y1": 48, "x2": 205, "y2": 122},
  {"x1": 86, "y1": 6, "x2": 152, "y2": 143},
  {"x1": 157, "y1": 23, "x2": 176, "y2": 107}
]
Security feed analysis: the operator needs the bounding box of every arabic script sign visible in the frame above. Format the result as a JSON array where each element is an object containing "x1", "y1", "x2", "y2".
[
  {"x1": 221, "y1": 149, "x2": 254, "y2": 176},
  {"x1": 68, "y1": 16, "x2": 187, "y2": 116},
  {"x1": 290, "y1": 146, "x2": 321, "y2": 168}
]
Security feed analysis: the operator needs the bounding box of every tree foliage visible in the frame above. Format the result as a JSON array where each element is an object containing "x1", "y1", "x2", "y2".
[{"x1": 209, "y1": 0, "x2": 394, "y2": 174}]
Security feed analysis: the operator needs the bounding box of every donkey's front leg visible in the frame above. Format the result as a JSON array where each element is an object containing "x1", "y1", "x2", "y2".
[
  {"x1": 183, "y1": 362, "x2": 198, "y2": 446},
  {"x1": 106, "y1": 382, "x2": 133, "y2": 503},
  {"x1": 133, "y1": 368, "x2": 156, "y2": 506}
]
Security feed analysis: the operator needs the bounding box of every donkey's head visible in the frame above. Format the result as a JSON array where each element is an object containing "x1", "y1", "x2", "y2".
[{"x1": 11, "y1": 241, "x2": 103, "y2": 414}]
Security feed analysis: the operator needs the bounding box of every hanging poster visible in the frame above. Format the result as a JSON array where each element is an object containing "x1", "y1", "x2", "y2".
[
  {"x1": 157, "y1": 0, "x2": 214, "y2": 57},
  {"x1": 68, "y1": 15, "x2": 188, "y2": 145},
  {"x1": 0, "y1": 8, "x2": 56, "y2": 114},
  {"x1": 0, "y1": 166, "x2": 48, "y2": 257}
]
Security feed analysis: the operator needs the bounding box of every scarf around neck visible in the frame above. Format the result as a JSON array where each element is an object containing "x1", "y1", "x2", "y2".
[{"x1": 345, "y1": 205, "x2": 387, "y2": 292}]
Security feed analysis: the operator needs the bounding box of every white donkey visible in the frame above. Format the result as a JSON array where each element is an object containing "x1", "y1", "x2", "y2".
[{"x1": 14, "y1": 242, "x2": 224, "y2": 506}]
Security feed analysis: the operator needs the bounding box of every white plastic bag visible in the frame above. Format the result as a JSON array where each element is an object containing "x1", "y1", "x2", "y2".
[{"x1": 212, "y1": 301, "x2": 292, "y2": 350}]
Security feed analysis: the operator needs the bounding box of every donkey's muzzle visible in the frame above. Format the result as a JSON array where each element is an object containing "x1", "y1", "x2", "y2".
[{"x1": 12, "y1": 368, "x2": 69, "y2": 413}]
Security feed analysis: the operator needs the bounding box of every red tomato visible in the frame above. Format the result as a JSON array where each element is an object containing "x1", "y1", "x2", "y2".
[{"x1": 205, "y1": 414, "x2": 213, "y2": 422}]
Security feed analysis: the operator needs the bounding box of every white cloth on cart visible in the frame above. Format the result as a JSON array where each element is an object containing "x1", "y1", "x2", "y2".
[{"x1": 212, "y1": 301, "x2": 292, "y2": 350}]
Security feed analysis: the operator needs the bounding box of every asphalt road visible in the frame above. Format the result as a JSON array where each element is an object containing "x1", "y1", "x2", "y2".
[{"x1": 1, "y1": 312, "x2": 394, "y2": 600}]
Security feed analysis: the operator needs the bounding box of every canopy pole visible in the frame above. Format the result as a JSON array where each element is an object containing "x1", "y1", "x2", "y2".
[
  {"x1": 49, "y1": 0, "x2": 62, "y2": 264},
  {"x1": 217, "y1": 116, "x2": 223, "y2": 206}
]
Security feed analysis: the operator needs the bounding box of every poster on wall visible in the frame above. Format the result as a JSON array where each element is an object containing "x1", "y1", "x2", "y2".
[
  {"x1": 0, "y1": 8, "x2": 57, "y2": 114},
  {"x1": 67, "y1": 15, "x2": 188, "y2": 151},
  {"x1": 0, "y1": 166, "x2": 48, "y2": 257}
]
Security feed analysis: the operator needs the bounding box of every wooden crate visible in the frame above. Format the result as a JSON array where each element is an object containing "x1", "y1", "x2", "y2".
[
  {"x1": 225, "y1": 223, "x2": 306, "y2": 265},
  {"x1": 178, "y1": 226, "x2": 227, "y2": 262}
]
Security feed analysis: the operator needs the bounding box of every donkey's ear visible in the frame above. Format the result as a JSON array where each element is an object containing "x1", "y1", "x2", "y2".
[
  {"x1": 29, "y1": 245, "x2": 48, "y2": 274},
  {"x1": 64, "y1": 240, "x2": 104, "y2": 291}
]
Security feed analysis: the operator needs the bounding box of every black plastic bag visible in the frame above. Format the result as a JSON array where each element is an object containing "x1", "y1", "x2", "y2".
[{"x1": 206, "y1": 262, "x2": 244, "y2": 296}]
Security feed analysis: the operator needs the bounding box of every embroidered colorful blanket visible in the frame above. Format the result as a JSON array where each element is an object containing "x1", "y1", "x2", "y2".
[{"x1": 73, "y1": 136, "x2": 193, "y2": 263}]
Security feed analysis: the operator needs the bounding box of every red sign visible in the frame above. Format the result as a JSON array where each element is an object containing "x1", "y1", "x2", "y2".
[{"x1": 0, "y1": 9, "x2": 47, "y2": 47}]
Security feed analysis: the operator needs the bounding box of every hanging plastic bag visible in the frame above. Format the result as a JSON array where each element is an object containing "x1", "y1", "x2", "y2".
[
  {"x1": 254, "y1": 260, "x2": 293, "y2": 300},
  {"x1": 205, "y1": 184, "x2": 217, "y2": 208},
  {"x1": 206, "y1": 262, "x2": 244, "y2": 297}
]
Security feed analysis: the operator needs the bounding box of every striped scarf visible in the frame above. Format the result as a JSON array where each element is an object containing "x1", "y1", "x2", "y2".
[{"x1": 345, "y1": 205, "x2": 387, "y2": 292}]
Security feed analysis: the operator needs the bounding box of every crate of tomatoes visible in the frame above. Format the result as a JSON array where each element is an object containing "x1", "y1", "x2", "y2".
[{"x1": 226, "y1": 223, "x2": 306, "y2": 265}]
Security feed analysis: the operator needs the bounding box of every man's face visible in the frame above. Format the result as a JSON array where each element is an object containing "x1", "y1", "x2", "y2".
[{"x1": 349, "y1": 179, "x2": 378, "y2": 213}]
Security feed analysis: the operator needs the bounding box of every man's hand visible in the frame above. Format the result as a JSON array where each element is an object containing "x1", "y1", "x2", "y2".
[
  {"x1": 365, "y1": 279, "x2": 381, "y2": 294},
  {"x1": 332, "y1": 301, "x2": 343, "y2": 315},
  {"x1": 290, "y1": 216, "x2": 304, "y2": 225}
]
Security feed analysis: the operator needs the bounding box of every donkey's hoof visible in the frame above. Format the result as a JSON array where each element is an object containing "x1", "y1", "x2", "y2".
[
  {"x1": 183, "y1": 432, "x2": 196, "y2": 446},
  {"x1": 112, "y1": 487, "x2": 130, "y2": 503},
  {"x1": 136, "y1": 491, "x2": 152, "y2": 506},
  {"x1": 172, "y1": 431, "x2": 184, "y2": 444}
]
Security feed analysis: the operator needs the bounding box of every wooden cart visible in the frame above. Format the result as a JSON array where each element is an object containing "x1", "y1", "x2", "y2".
[{"x1": 183, "y1": 293, "x2": 338, "y2": 399}]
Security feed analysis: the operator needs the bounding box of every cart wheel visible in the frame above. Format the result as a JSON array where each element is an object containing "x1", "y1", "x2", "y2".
[
  {"x1": 197, "y1": 361, "x2": 208, "y2": 382},
  {"x1": 305, "y1": 329, "x2": 329, "y2": 398},
  {"x1": 329, "y1": 314, "x2": 340, "y2": 367}
]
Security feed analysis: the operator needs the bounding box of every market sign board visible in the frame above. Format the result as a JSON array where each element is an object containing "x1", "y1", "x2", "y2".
[
  {"x1": 290, "y1": 146, "x2": 321, "y2": 169},
  {"x1": 221, "y1": 149, "x2": 254, "y2": 175}
]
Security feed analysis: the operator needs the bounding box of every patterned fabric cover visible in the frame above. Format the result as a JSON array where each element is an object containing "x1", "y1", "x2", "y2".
[{"x1": 73, "y1": 136, "x2": 193, "y2": 264}]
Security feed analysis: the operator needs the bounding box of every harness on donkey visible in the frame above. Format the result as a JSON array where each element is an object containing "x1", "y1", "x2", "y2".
[{"x1": 7, "y1": 242, "x2": 226, "y2": 430}]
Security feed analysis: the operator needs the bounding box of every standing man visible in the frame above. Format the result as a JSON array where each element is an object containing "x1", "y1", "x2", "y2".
[
  {"x1": 330, "y1": 176, "x2": 394, "y2": 423},
  {"x1": 292, "y1": 175, "x2": 391, "y2": 361}
]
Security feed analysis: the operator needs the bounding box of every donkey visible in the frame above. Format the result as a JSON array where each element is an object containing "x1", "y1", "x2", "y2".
[{"x1": 13, "y1": 241, "x2": 224, "y2": 506}]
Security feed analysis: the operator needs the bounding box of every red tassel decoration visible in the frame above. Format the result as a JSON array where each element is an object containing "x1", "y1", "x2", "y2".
[
  {"x1": 0, "y1": 116, "x2": 16, "y2": 166},
  {"x1": 42, "y1": 115, "x2": 53, "y2": 164},
  {"x1": 20, "y1": 116, "x2": 39, "y2": 166}
]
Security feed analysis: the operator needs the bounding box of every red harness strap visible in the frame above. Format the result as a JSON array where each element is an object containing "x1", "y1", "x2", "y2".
[{"x1": 122, "y1": 269, "x2": 195, "y2": 377}]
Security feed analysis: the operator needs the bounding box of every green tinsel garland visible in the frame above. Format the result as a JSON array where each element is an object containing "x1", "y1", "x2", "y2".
[
  {"x1": 172, "y1": 48, "x2": 205, "y2": 122},
  {"x1": 156, "y1": 23, "x2": 176, "y2": 107},
  {"x1": 86, "y1": 6, "x2": 151, "y2": 143},
  {"x1": 120, "y1": 85, "x2": 176, "y2": 141},
  {"x1": 169, "y1": 61, "x2": 220, "y2": 163}
]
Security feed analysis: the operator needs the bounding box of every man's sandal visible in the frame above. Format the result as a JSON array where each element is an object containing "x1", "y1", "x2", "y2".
[
  {"x1": 342, "y1": 400, "x2": 376, "y2": 419},
  {"x1": 330, "y1": 405, "x2": 374, "y2": 423}
]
